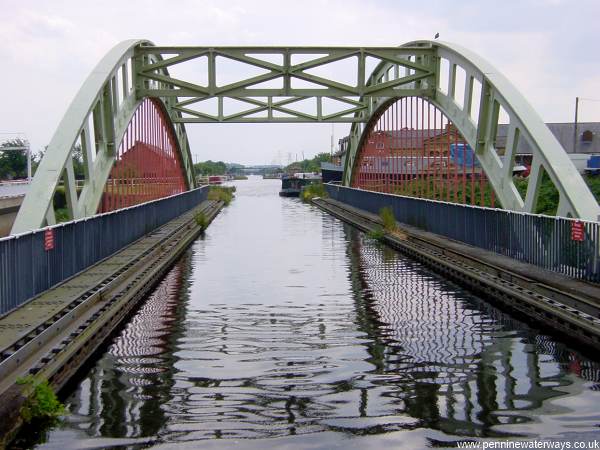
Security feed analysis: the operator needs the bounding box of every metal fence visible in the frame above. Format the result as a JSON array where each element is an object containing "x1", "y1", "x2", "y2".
[
  {"x1": 325, "y1": 184, "x2": 600, "y2": 283},
  {"x1": 0, "y1": 186, "x2": 208, "y2": 316}
]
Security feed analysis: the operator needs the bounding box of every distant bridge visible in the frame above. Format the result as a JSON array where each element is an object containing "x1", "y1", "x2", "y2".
[{"x1": 239, "y1": 165, "x2": 282, "y2": 174}]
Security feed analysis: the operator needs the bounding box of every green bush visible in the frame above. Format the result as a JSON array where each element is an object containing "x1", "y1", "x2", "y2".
[
  {"x1": 585, "y1": 175, "x2": 600, "y2": 202},
  {"x1": 16, "y1": 376, "x2": 64, "y2": 423},
  {"x1": 379, "y1": 206, "x2": 396, "y2": 232},
  {"x1": 52, "y1": 186, "x2": 83, "y2": 223},
  {"x1": 393, "y1": 178, "x2": 496, "y2": 207},
  {"x1": 301, "y1": 183, "x2": 328, "y2": 202},
  {"x1": 367, "y1": 227, "x2": 386, "y2": 242},
  {"x1": 195, "y1": 212, "x2": 208, "y2": 231},
  {"x1": 53, "y1": 187, "x2": 67, "y2": 210},
  {"x1": 514, "y1": 173, "x2": 559, "y2": 216},
  {"x1": 208, "y1": 186, "x2": 235, "y2": 206},
  {"x1": 54, "y1": 208, "x2": 70, "y2": 223}
]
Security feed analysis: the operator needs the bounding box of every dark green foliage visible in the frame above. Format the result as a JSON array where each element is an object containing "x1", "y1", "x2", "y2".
[
  {"x1": 16, "y1": 376, "x2": 64, "y2": 423},
  {"x1": 71, "y1": 144, "x2": 85, "y2": 179},
  {"x1": 450, "y1": 180, "x2": 496, "y2": 208},
  {"x1": 513, "y1": 177, "x2": 528, "y2": 203},
  {"x1": 52, "y1": 187, "x2": 71, "y2": 223},
  {"x1": 534, "y1": 172, "x2": 559, "y2": 216},
  {"x1": 53, "y1": 186, "x2": 82, "y2": 223},
  {"x1": 285, "y1": 152, "x2": 332, "y2": 173},
  {"x1": 195, "y1": 212, "x2": 208, "y2": 231},
  {"x1": 513, "y1": 173, "x2": 559, "y2": 216},
  {"x1": 54, "y1": 209, "x2": 70, "y2": 223},
  {"x1": 514, "y1": 173, "x2": 600, "y2": 215},
  {"x1": 583, "y1": 175, "x2": 600, "y2": 203},
  {"x1": 53, "y1": 186, "x2": 67, "y2": 210},
  {"x1": 194, "y1": 160, "x2": 228, "y2": 176},
  {"x1": 0, "y1": 139, "x2": 29, "y2": 180},
  {"x1": 367, "y1": 227, "x2": 386, "y2": 242},
  {"x1": 393, "y1": 178, "x2": 496, "y2": 208}
]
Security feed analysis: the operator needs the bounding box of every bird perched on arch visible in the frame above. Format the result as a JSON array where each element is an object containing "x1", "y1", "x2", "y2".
[{"x1": 434, "y1": 32, "x2": 440, "y2": 39}]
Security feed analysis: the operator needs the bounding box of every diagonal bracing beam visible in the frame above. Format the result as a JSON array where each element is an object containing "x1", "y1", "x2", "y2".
[{"x1": 135, "y1": 46, "x2": 436, "y2": 123}]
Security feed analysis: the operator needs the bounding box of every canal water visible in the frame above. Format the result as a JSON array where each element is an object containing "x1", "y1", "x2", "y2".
[{"x1": 31, "y1": 176, "x2": 600, "y2": 449}]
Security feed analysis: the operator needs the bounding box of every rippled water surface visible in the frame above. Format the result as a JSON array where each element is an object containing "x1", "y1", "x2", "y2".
[{"x1": 34, "y1": 177, "x2": 600, "y2": 449}]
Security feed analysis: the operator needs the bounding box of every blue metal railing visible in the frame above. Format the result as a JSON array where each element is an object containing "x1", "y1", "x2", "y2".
[
  {"x1": 325, "y1": 184, "x2": 600, "y2": 284},
  {"x1": 0, "y1": 187, "x2": 208, "y2": 316}
]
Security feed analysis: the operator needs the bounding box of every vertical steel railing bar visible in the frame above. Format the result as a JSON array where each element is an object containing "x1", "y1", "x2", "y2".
[{"x1": 324, "y1": 184, "x2": 600, "y2": 283}]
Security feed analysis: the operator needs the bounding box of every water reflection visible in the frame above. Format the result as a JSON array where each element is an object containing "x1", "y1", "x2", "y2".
[
  {"x1": 36, "y1": 177, "x2": 600, "y2": 449},
  {"x1": 37, "y1": 258, "x2": 192, "y2": 448},
  {"x1": 347, "y1": 235, "x2": 598, "y2": 438}
]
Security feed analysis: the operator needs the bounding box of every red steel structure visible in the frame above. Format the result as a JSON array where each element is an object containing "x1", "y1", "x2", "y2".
[
  {"x1": 352, "y1": 97, "x2": 495, "y2": 208},
  {"x1": 99, "y1": 98, "x2": 188, "y2": 213}
]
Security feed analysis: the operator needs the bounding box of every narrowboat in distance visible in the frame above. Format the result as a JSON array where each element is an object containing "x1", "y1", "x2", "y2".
[{"x1": 279, "y1": 173, "x2": 321, "y2": 197}]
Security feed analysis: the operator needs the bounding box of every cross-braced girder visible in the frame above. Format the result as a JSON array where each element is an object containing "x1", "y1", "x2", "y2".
[
  {"x1": 11, "y1": 39, "x2": 600, "y2": 234},
  {"x1": 135, "y1": 45, "x2": 436, "y2": 123}
]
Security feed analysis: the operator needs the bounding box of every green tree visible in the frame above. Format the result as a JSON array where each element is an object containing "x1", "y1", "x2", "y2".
[
  {"x1": 285, "y1": 152, "x2": 331, "y2": 173},
  {"x1": 0, "y1": 139, "x2": 29, "y2": 180},
  {"x1": 193, "y1": 160, "x2": 227, "y2": 175},
  {"x1": 72, "y1": 144, "x2": 85, "y2": 179}
]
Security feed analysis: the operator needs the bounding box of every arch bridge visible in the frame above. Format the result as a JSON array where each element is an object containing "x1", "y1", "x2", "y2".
[{"x1": 11, "y1": 39, "x2": 600, "y2": 234}]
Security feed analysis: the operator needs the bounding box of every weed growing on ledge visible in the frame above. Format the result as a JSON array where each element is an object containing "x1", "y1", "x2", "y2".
[
  {"x1": 379, "y1": 207, "x2": 397, "y2": 232},
  {"x1": 208, "y1": 186, "x2": 235, "y2": 206},
  {"x1": 301, "y1": 183, "x2": 328, "y2": 202},
  {"x1": 365, "y1": 207, "x2": 397, "y2": 243},
  {"x1": 367, "y1": 227, "x2": 386, "y2": 242},
  {"x1": 16, "y1": 376, "x2": 64, "y2": 423},
  {"x1": 195, "y1": 211, "x2": 208, "y2": 231}
]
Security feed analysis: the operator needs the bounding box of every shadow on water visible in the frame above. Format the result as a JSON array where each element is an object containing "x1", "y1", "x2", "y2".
[{"x1": 22, "y1": 177, "x2": 600, "y2": 449}]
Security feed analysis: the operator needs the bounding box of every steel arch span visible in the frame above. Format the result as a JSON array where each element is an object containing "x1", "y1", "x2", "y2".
[
  {"x1": 11, "y1": 40, "x2": 196, "y2": 234},
  {"x1": 343, "y1": 41, "x2": 599, "y2": 220},
  {"x1": 12, "y1": 40, "x2": 599, "y2": 233}
]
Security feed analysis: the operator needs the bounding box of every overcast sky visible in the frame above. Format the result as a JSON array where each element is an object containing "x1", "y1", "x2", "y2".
[{"x1": 1, "y1": 0, "x2": 599, "y2": 165}]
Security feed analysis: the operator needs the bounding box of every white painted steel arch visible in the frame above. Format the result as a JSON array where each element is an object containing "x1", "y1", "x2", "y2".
[
  {"x1": 343, "y1": 40, "x2": 600, "y2": 221},
  {"x1": 13, "y1": 39, "x2": 599, "y2": 234},
  {"x1": 11, "y1": 40, "x2": 196, "y2": 234}
]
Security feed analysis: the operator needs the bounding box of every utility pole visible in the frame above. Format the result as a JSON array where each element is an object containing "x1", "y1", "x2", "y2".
[
  {"x1": 27, "y1": 142, "x2": 31, "y2": 183},
  {"x1": 330, "y1": 123, "x2": 334, "y2": 157},
  {"x1": 573, "y1": 97, "x2": 579, "y2": 153}
]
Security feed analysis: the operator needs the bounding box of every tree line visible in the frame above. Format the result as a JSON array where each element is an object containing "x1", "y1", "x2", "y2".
[
  {"x1": 0, "y1": 139, "x2": 33, "y2": 180},
  {"x1": 284, "y1": 152, "x2": 332, "y2": 173},
  {"x1": 1, "y1": 141, "x2": 333, "y2": 182}
]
